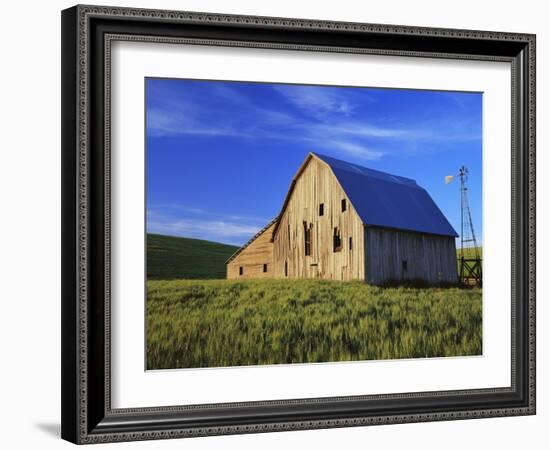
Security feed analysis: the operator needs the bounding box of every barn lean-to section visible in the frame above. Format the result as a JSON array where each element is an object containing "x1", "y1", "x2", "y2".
[
  {"x1": 226, "y1": 152, "x2": 458, "y2": 285},
  {"x1": 226, "y1": 221, "x2": 276, "y2": 279}
]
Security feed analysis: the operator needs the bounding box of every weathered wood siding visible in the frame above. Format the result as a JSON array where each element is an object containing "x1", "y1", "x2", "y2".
[
  {"x1": 365, "y1": 227, "x2": 457, "y2": 284},
  {"x1": 272, "y1": 157, "x2": 364, "y2": 280},
  {"x1": 226, "y1": 223, "x2": 275, "y2": 279}
]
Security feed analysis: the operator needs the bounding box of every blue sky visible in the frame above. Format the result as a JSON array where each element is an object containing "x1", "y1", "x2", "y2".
[{"x1": 146, "y1": 78, "x2": 482, "y2": 247}]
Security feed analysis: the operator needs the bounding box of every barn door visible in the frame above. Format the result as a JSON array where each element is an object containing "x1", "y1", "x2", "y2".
[
  {"x1": 341, "y1": 265, "x2": 346, "y2": 281},
  {"x1": 310, "y1": 263, "x2": 319, "y2": 278}
]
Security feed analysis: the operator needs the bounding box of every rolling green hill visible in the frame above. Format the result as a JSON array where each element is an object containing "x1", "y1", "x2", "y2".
[{"x1": 147, "y1": 234, "x2": 239, "y2": 280}]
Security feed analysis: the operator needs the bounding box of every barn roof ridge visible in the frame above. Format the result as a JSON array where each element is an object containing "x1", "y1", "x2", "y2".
[{"x1": 310, "y1": 152, "x2": 420, "y2": 189}]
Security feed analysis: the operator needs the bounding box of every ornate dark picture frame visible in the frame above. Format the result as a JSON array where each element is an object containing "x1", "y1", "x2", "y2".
[{"x1": 61, "y1": 4, "x2": 536, "y2": 444}]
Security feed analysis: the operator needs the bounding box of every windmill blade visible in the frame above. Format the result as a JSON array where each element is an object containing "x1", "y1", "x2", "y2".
[{"x1": 445, "y1": 175, "x2": 454, "y2": 184}]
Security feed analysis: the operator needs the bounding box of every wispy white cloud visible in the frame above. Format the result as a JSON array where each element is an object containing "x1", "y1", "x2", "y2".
[
  {"x1": 149, "y1": 204, "x2": 207, "y2": 215},
  {"x1": 310, "y1": 120, "x2": 480, "y2": 142},
  {"x1": 147, "y1": 206, "x2": 269, "y2": 245},
  {"x1": 227, "y1": 214, "x2": 272, "y2": 223},
  {"x1": 147, "y1": 107, "x2": 249, "y2": 138},
  {"x1": 315, "y1": 122, "x2": 414, "y2": 139},
  {"x1": 148, "y1": 217, "x2": 260, "y2": 238},
  {"x1": 318, "y1": 140, "x2": 384, "y2": 161},
  {"x1": 273, "y1": 85, "x2": 361, "y2": 118}
]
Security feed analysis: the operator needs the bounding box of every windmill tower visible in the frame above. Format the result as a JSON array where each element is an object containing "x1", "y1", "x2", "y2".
[{"x1": 446, "y1": 166, "x2": 482, "y2": 286}]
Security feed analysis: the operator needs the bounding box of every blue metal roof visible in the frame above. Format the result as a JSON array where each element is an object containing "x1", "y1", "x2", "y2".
[{"x1": 313, "y1": 153, "x2": 458, "y2": 237}]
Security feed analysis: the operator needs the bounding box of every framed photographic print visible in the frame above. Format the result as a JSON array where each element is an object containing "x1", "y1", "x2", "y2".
[{"x1": 61, "y1": 4, "x2": 536, "y2": 444}]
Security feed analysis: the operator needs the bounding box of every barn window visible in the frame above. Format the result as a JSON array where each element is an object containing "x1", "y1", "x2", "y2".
[
  {"x1": 319, "y1": 203, "x2": 324, "y2": 216},
  {"x1": 341, "y1": 199, "x2": 347, "y2": 212},
  {"x1": 402, "y1": 260, "x2": 408, "y2": 271},
  {"x1": 333, "y1": 227, "x2": 342, "y2": 252},
  {"x1": 284, "y1": 261, "x2": 288, "y2": 277},
  {"x1": 303, "y1": 222, "x2": 312, "y2": 256},
  {"x1": 349, "y1": 236, "x2": 353, "y2": 251},
  {"x1": 263, "y1": 263, "x2": 268, "y2": 273},
  {"x1": 239, "y1": 266, "x2": 244, "y2": 276}
]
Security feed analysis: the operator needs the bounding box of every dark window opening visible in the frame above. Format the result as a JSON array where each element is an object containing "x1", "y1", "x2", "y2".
[
  {"x1": 341, "y1": 199, "x2": 347, "y2": 212},
  {"x1": 263, "y1": 263, "x2": 268, "y2": 273},
  {"x1": 333, "y1": 227, "x2": 342, "y2": 252},
  {"x1": 239, "y1": 266, "x2": 244, "y2": 276},
  {"x1": 303, "y1": 221, "x2": 312, "y2": 256},
  {"x1": 319, "y1": 203, "x2": 324, "y2": 216},
  {"x1": 284, "y1": 261, "x2": 288, "y2": 277},
  {"x1": 349, "y1": 236, "x2": 353, "y2": 251},
  {"x1": 402, "y1": 260, "x2": 408, "y2": 271}
]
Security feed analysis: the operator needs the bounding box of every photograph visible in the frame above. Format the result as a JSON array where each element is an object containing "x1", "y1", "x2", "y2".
[{"x1": 145, "y1": 78, "x2": 483, "y2": 370}]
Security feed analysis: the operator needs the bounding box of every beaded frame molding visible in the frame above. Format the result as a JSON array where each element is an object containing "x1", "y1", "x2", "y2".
[{"x1": 61, "y1": 4, "x2": 536, "y2": 444}]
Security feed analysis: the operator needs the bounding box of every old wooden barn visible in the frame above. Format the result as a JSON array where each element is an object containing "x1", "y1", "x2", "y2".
[{"x1": 226, "y1": 152, "x2": 458, "y2": 285}]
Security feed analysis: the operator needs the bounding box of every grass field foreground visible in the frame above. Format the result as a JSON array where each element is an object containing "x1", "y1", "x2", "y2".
[{"x1": 147, "y1": 279, "x2": 482, "y2": 370}]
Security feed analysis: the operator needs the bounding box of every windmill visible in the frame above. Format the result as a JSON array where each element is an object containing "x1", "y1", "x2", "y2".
[{"x1": 445, "y1": 166, "x2": 482, "y2": 286}]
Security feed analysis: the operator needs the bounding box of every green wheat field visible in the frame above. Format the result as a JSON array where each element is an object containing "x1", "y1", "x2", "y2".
[{"x1": 146, "y1": 278, "x2": 482, "y2": 370}]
